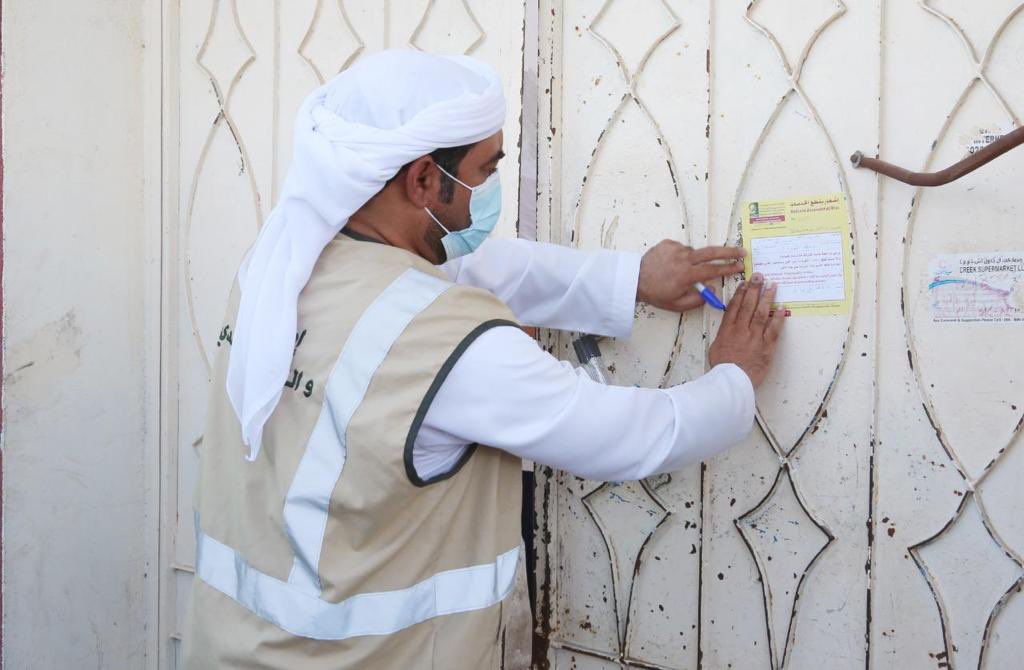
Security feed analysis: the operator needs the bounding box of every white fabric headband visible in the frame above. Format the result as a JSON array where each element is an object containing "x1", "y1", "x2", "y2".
[{"x1": 226, "y1": 49, "x2": 506, "y2": 460}]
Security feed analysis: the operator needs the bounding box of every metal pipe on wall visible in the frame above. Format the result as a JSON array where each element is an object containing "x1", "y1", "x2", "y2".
[{"x1": 851, "y1": 125, "x2": 1024, "y2": 187}]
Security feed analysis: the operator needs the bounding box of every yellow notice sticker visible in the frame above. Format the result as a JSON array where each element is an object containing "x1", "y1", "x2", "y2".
[{"x1": 741, "y1": 193, "x2": 853, "y2": 316}]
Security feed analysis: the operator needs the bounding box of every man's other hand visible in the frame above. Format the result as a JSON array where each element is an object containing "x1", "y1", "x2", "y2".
[
  {"x1": 708, "y1": 274, "x2": 785, "y2": 388},
  {"x1": 637, "y1": 240, "x2": 745, "y2": 312}
]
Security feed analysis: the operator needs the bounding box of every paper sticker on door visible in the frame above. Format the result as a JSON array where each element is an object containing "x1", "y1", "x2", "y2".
[
  {"x1": 741, "y1": 193, "x2": 853, "y2": 316},
  {"x1": 928, "y1": 253, "x2": 1024, "y2": 323}
]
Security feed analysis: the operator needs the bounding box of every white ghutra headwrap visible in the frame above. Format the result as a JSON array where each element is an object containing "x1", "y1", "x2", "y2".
[{"x1": 227, "y1": 50, "x2": 506, "y2": 460}]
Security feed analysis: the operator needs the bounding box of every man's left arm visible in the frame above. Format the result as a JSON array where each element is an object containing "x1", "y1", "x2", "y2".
[{"x1": 442, "y1": 237, "x2": 746, "y2": 335}]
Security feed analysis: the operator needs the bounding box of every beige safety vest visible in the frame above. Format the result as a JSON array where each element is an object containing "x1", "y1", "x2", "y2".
[{"x1": 183, "y1": 236, "x2": 529, "y2": 669}]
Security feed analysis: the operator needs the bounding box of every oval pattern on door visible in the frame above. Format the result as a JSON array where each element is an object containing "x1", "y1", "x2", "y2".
[
  {"x1": 905, "y1": 79, "x2": 1024, "y2": 482},
  {"x1": 573, "y1": 97, "x2": 689, "y2": 388},
  {"x1": 726, "y1": 89, "x2": 856, "y2": 454}
]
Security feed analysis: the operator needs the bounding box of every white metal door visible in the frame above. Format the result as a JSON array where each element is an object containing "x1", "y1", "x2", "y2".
[
  {"x1": 160, "y1": 1, "x2": 526, "y2": 665},
  {"x1": 535, "y1": 1, "x2": 1023, "y2": 668}
]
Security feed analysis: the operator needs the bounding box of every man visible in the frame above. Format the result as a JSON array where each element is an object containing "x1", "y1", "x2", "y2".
[{"x1": 183, "y1": 50, "x2": 783, "y2": 669}]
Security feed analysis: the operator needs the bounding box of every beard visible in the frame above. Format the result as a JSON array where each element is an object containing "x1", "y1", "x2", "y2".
[
  {"x1": 426, "y1": 226, "x2": 447, "y2": 263},
  {"x1": 424, "y1": 205, "x2": 470, "y2": 264}
]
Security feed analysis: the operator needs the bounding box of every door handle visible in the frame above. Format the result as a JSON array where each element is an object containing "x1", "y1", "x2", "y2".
[{"x1": 850, "y1": 125, "x2": 1024, "y2": 186}]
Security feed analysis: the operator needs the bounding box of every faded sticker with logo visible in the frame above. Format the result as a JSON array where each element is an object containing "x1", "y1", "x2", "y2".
[{"x1": 928, "y1": 253, "x2": 1024, "y2": 323}]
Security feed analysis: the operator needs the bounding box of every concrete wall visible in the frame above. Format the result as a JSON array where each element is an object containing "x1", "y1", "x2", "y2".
[{"x1": 2, "y1": 1, "x2": 159, "y2": 667}]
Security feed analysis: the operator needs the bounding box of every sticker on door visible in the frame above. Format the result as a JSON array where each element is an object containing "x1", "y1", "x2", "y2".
[
  {"x1": 928, "y1": 252, "x2": 1024, "y2": 323},
  {"x1": 741, "y1": 193, "x2": 854, "y2": 316}
]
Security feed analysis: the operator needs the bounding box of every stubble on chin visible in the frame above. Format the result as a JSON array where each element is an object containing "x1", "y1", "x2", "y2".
[{"x1": 423, "y1": 225, "x2": 447, "y2": 264}]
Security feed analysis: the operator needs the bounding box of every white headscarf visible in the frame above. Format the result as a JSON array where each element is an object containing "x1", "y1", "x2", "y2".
[{"x1": 227, "y1": 50, "x2": 506, "y2": 460}]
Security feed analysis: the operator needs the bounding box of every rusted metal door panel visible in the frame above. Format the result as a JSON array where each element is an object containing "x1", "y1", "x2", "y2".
[
  {"x1": 872, "y1": 2, "x2": 1024, "y2": 669},
  {"x1": 536, "y1": 1, "x2": 1023, "y2": 668}
]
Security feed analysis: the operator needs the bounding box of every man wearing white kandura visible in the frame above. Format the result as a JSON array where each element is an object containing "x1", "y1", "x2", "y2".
[{"x1": 183, "y1": 49, "x2": 785, "y2": 669}]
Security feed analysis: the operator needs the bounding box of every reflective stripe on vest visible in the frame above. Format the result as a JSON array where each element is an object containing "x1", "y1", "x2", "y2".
[
  {"x1": 195, "y1": 268, "x2": 519, "y2": 639},
  {"x1": 283, "y1": 268, "x2": 451, "y2": 594},
  {"x1": 196, "y1": 516, "x2": 520, "y2": 640}
]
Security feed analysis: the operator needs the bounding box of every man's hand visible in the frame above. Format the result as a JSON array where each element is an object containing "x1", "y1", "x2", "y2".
[
  {"x1": 636, "y1": 240, "x2": 745, "y2": 312},
  {"x1": 708, "y1": 274, "x2": 785, "y2": 388}
]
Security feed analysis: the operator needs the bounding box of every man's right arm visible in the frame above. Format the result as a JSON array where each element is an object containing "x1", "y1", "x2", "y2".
[{"x1": 440, "y1": 237, "x2": 640, "y2": 339}]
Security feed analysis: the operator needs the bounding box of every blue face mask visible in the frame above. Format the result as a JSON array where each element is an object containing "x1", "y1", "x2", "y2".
[{"x1": 425, "y1": 165, "x2": 502, "y2": 261}]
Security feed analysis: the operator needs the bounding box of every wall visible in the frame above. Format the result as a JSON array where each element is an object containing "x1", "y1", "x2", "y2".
[
  {"x1": 1, "y1": 1, "x2": 160, "y2": 667},
  {"x1": 1, "y1": 0, "x2": 6, "y2": 663}
]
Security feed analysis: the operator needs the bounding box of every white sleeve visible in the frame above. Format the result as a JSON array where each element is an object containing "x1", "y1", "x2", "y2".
[
  {"x1": 441, "y1": 238, "x2": 641, "y2": 338},
  {"x1": 413, "y1": 325, "x2": 756, "y2": 482}
]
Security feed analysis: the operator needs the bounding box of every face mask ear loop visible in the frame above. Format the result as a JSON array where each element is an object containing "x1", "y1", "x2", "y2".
[
  {"x1": 428, "y1": 163, "x2": 470, "y2": 236},
  {"x1": 424, "y1": 207, "x2": 452, "y2": 234},
  {"x1": 435, "y1": 163, "x2": 474, "y2": 191}
]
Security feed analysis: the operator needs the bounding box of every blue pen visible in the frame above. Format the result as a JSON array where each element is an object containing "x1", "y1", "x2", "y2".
[{"x1": 694, "y1": 281, "x2": 726, "y2": 310}]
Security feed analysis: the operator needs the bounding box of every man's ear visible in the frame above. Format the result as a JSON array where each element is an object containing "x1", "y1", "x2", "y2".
[{"x1": 402, "y1": 156, "x2": 438, "y2": 209}]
